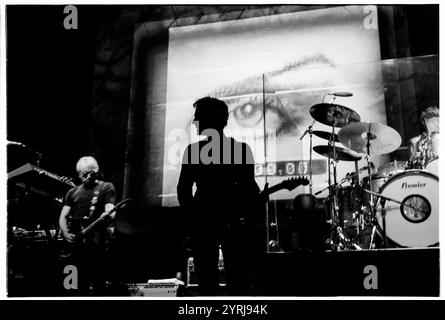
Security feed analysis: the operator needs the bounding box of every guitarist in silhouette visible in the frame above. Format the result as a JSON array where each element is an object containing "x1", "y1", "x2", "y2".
[
  {"x1": 177, "y1": 97, "x2": 261, "y2": 296},
  {"x1": 59, "y1": 156, "x2": 116, "y2": 295},
  {"x1": 177, "y1": 97, "x2": 308, "y2": 296}
]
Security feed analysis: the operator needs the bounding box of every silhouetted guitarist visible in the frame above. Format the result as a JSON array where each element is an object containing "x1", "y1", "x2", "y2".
[{"x1": 177, "y1": 97, "x2": 308, "y2": 296}]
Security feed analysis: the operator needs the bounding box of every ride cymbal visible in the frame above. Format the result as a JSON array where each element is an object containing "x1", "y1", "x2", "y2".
[{"x1": 338, "y1": 122, "x2": 402, "y2": 155}]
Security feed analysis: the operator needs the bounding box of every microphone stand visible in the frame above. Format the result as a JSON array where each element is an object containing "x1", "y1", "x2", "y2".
[
  {"x1": 262, "y1": 74, "x2": 282, "y2": 253},
  {"x1": 300, "y1": 119, "x2": 316, "y2": 194}
]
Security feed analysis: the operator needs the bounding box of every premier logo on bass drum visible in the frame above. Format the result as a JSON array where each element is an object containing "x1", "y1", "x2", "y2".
[{"x1": 401, "y1": 182, "x2": 426, "y2": 189}]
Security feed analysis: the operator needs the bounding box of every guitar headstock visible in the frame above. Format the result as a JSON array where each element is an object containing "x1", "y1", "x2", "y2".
[{"x1": 280, "y1": 176, "x2": 309, "y2": 191}]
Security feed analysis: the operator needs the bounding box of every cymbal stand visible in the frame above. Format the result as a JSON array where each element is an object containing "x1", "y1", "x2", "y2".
[
  {"x1": 325, "y1": 114, "x2": 358, "y2": 250},
  {"x1": 353, "y1": 160, "x2": 366, "y2": 246},
  {"x1": 363, "y1": 125, "x2": 386, "y2": 249}
]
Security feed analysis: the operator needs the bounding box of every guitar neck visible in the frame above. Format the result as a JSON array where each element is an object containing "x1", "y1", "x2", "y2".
[
  {"x1": 80, "y1": 216, "x2": 107, "y2": 236},
  {"x1": 67, "y1": 199, "x2": 130, "y2": 241},
  {"x1": 264, "y1": 183, "x2": 286, "y2": 196},
  {"x1": 261, "y1": 178, "x2": 307, "y2": 198},
  {"x1": 79, "y1": 207, "x2": 117, "y2": 237}
]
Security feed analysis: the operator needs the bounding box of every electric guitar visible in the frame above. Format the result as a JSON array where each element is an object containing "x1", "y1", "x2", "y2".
[
  {"x1": 64, "y1": 198, "x2": 132, "y2": 243},
  {"x1": 225, "y1": 176, "x2": 309, "y2": 228},
  {"x1": 259, "y1": 176, "x2": 309, "y2": 200}
]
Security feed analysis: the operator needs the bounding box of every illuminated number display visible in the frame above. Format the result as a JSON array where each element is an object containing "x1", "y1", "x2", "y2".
[
  {"x1": 286, "y1": 163, "x2": 295, "y2": 175},
  {"x1": 298, "y1": 161, "x2": 308, "y2": 175},
  {"x1": 254, "y1": 160, "x2": 327, "y2": 177},
  {"x1": 266, "y1": 163, "x2": 277, "y2": 175}
]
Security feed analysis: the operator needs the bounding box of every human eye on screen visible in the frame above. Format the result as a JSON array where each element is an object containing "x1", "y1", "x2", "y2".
[
  {"x1": 227, "y1": 95, "x2": 296, "y2": 136},
  {"x1": 186, "y1": 54, "x2": 337, "y2": 135}
]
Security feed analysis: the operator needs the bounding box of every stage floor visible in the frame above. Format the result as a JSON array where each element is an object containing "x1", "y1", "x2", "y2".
[
  {"x1": 8, "y1": 245, "x2": 439, "y2": 297},
  {"x1": 252, "y1": 247, "x2": 439, "y2": 296}
]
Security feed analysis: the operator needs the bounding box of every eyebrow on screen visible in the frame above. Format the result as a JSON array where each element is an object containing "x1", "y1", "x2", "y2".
[{"x1": 210, "y1": 53, "x2": 336, "y2": 99}]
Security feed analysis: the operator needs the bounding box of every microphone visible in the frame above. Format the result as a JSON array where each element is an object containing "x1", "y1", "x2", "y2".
[
  {"x1": 300, "y1": 119, "x2": 316, "y2": 140},
  {"x1": 333, "y1": 92, "x2": 353, "y2": 97},
  {"x1": 7, "y1": 140, "x2": 26, "y2": 147},
  {"x1": 81, "y1": 171, "x2": 97, "y2": 183}
]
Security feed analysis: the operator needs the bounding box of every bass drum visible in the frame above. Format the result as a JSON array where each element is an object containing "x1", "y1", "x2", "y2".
[{"x1": 377, "y1": 171, "x2": 438, "y2": 247}]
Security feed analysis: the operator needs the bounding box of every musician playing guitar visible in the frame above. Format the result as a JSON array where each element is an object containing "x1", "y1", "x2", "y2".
[
  {"x1": 177, "y1": 97, "x2": 308, "y2": 296},
  {"x1": 59, "y1": 156, "x2": 116, "y2": 295}
]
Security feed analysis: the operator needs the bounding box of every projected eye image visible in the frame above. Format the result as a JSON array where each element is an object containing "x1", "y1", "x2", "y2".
[
  {"x1": 207, "y1": 54, "x2": 337, "y2": 137},
  {"x1": 162, "y1": 6, "x2": 387, "y2": 206}
]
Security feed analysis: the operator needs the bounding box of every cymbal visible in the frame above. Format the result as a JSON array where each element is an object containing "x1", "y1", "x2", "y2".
[
  {"x1": 313, "y1": 145, "x2": 362, "y2": 161},
  {"x1": 338, "y1": 122, "x2": 402, "y2": 155},
  {"x1": 310, "y1": 103, "x2": 361, "y2": 127},
  {"x1": 312, "y1": 130, "x2": 340, "y2": 142}
]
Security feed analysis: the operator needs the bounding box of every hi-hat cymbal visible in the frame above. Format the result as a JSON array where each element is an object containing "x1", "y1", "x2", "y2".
[
  {"x1": 338, "y1": 122, "x2": 402, "y2": 155},
  {"x1": 313, "y1": 145, "x2": 362, "y2": 161},
  {"x1": 310, "y1": 103, "x2": 361, "y2": 127},
  {"x1": 312, "y1": 131, "x2": 340, "y2": 142}
]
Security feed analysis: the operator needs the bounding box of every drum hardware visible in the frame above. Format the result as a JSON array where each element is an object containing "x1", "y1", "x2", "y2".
[
  {"x1": 314, "y1": 165, "x2": 369, "y2": 197},
  {"x1": 300, "y1": 119, "x2": 317, "y2": 194},
  {"x1": 362, "y1": 189, "x2": 430, "y2": 217},
  {"x1": 310, "y1": 101, "x2": 362, "y2": 251},
  {"x1": 339, "y1": 121, "x2": 402, "y2": 250}
]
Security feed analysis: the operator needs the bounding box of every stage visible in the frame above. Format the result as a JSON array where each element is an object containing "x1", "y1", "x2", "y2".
[
  {"x1": 7, "y1": 234, "x2": 439, "y2": 297},
  {"x1": 5, "y1": 5, "x2": 440, "y2": 299}
]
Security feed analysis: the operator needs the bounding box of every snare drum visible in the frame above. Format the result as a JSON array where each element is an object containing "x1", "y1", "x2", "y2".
[{"x1": 377, "y1": 171, "x2": 438, "y2": 247}]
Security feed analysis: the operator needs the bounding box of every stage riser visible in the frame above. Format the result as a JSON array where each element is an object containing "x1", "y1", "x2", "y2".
[{"x1": 255, "y1": 248, "x2": 439, "y2": 296}]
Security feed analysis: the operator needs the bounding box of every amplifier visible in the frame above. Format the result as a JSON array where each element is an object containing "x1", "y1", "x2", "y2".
[{"x1": 128, "y1": 279, "x2": 184, "y2": 297}]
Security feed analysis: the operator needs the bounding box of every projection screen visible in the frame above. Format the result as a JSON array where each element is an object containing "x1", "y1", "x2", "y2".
[{"x1": 161, "y1": 5, "x2": 386, "y2": 206}]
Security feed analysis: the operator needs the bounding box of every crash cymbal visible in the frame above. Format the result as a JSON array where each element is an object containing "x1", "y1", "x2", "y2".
[
  {"x1": 338, "y1": 122, "x2": 402, "y2": 155},
  {"x1": 310, "y1": 103, "x2": 361, "y2": 127},
  {"x1": 312, "y1": 130, "x2": 340, "y2": 142},
  {"x1": 313, "y1": 145, "x2": 362, "y2": 161}
]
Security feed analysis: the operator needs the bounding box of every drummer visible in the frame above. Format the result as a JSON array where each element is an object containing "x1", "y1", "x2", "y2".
[{"x1": 409, "y1": 106, "x2": 439, "y2": 167}]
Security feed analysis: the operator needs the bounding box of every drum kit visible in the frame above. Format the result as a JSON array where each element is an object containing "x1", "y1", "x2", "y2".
[{"x1": 301, "y1": 96, "x2": 439, "y2": 251}]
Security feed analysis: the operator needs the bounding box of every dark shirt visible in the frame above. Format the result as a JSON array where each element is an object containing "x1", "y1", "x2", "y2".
[
  {"x1": 64, "y1": 181, "x2": 116, "y2": 232},
  {"x1": 177, "y1": 137, "x2": 260, "y2": 229}
]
